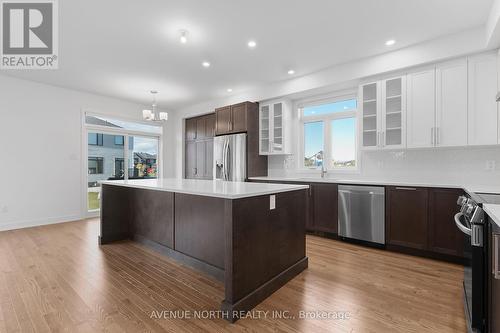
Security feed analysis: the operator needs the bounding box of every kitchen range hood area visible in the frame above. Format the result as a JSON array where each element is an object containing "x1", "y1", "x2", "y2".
[{"x1": 2, "y1": 1, "x2": 500, "y2": 332}]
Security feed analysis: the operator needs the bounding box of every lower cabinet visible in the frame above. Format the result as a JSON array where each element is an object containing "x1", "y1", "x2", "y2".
[
  {"x1": 129, "y1": 189, "x2": 174, "y2": 248},
  {"x1": 428, "y1": 188, "x2": 465, "y2": 257},
  {"x1": 248, "y1": 179, "x2": 465, "y2": 261},
  {"x1": 185, "y1": 141, "x2": 196, "y2": 179},
  {"x1": 310, "y1": 183, "x2": 338, "y2": 234},
  {"x1": 186, "y1": 140, "x2": 213, "y2": 179},
  {"x1": 386, "y1": 186, "x2": 429, "y2": 250},
  {"x1": 387, "y1": 186, "x2": 465, "y2": 259}
]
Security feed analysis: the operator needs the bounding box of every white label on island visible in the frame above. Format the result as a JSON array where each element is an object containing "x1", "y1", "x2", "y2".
[{"x1": 270, "y1": 195, "x2": 276, "y2": 210}]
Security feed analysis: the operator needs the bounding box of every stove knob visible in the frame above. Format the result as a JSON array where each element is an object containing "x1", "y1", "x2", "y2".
[
  {"x1": 465, "y1": 204, "x2": 475, "y2": 216},
  {"x1": 457, "y1": 196, "x2": 467, "y2": 206}
]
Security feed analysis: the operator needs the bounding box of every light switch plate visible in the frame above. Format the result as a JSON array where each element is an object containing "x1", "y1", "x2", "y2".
[{"x1": 270, "y1": 195, "x2": 276, "y2": 210}]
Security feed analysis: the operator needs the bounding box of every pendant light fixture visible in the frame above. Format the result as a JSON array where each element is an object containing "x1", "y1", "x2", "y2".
[{"x1": 142, "y1": 91, "x2": 168, "y2": 122}]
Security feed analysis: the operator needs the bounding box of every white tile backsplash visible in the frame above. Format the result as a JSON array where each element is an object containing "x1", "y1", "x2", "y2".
[{"x1": 268, "y1": 146, "x2": 500, "y2": 187}]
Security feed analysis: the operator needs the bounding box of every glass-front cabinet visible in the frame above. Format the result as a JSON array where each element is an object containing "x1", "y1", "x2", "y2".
[
  {"x1": 360, "y1": 76, "x2": 406, "y2": 150},
  {"x1": 259, "y1": 100, "x2": 291, "y2": 155}
]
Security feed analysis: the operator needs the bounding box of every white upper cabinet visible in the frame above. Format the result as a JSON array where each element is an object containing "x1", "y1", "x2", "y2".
[
  {"x1": 359, "y1": 51, "x2": 498, "y2": 151},
  {"x1": 360, "y1": 76, "x2": 405, "y2": 150},
  {"x1": 360, "y1": 81, "x2": 380, "y2": 150},
  {"x1": 259, "y1": 100, "x2": 292, "y2": 155},
  {"x1": 406, "y1": 68, "x2": 436, "y2": 148},
  {"x1": 382, "y1": 77, "x2": 406, "y2": 149},
  {"x1": 468, "y1": 53, "x2": 498, "y2": 146},
  {"x1": 436, "y1": 59, "x2": 468, "y2": 147}
]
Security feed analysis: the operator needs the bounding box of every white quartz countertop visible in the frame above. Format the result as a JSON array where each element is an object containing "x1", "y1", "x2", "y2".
[
  {"x1": 100, "y1": 178, "x2": 309, "y2": 199},
  {"x1": 248, "y1": 176, "x2": 500, "y2": 195},
  {"x1": 484, "y1": 204, "x2": 500, "y2": 228}
]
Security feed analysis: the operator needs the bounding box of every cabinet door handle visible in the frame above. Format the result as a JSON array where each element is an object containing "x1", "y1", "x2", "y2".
[
  {"x1": 436, "y1": 127, "x2": 440, "y2": 145},
  {"x1": 193, "y1": 167, "x2": 197, "y2": 175},
  {"x1": 431, "y1": 127, "x2": 434, "y2": 145},
  {"x1": 395, "y1": 187, "x2": 417, "y2": 191},
  {"x1": 494, "y1": 233, "x2": 500, "y2": 280},
  {"x1": 376, "y1": 132, "x2": 380, "y2": 147},
  {"x1": 382, "y1": 131, "x2": 385, "y2": 147}
]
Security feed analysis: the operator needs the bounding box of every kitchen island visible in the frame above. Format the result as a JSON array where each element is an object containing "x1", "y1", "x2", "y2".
[{"x1": 99, "y1": 178, "x2": 309, "y2": 322}]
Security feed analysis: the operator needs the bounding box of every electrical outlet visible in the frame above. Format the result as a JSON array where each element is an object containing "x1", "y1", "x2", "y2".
[
  {"x1": 486, "y1": 160, "x2": 496, "y2": 171},
  {"x1": 270, "y1": 195, "x2": 276, "y2": 210}
]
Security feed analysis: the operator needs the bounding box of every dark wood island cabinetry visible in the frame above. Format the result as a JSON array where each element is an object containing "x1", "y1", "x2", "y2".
[{"x1": 99, "y1": 179, "x2": 309, "y2": 322}]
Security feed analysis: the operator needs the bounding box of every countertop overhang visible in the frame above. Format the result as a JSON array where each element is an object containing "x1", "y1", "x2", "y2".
[
  {"x1": 249, "y1": 176, "x2": 500, "y2": 228},
  {"x1": 248, "y1": 176, "x2": 500, "y2": 196},
  {"x1": 100, "y1": 178, "x2": 309, "y2": 199},
  {"x1": 484, "y1": 204, "x2": 500, "y2": 228}
]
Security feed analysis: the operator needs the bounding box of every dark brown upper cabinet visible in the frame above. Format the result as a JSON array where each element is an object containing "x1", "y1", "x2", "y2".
[
  {"x1": 230, "y1": 103, "x2": 248, "y2": 133},
  {"x1": 185, "y1": 113, "x2": 215, "y2": 141},
  {"x1": 185, "y1": 113, "x2": 215, "y2": 180},
  {"x1": 205, "y1": 113, "x2": 215, "y2": 138},
  {"x1": 428, "y1": 188, "x2": 465, "y2": 257},
  {"x1": 386, "y1": 186, "x2": 429, "y2": 250},
  {"x1": 215, "y1": 102, "x2": 255, "y2": 135},
  {"x1": 196, "y1": 116, "x2": 206, "y2": 139},
  {"x1": 186, "y1": 117, "x2": 197, "y2": 141},
  {"x1": 215, "y1": 106, "x2": 232, "y2": 135}
]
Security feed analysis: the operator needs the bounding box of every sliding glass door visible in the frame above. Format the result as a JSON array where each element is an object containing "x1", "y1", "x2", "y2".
[
  {"x1": 85, "y1": 114, "x2": 162, "y2": 214},
  {"x1": 87, "y1": 132, "x2": 125, "y2": 211},
  {"x1": 128, "y1": 136, "x2": 159, "y2": 179}
]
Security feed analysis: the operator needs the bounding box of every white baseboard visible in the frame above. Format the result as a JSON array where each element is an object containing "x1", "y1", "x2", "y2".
[{"x1": 0, "y1": 215, "x2": 85, "y2": 232}]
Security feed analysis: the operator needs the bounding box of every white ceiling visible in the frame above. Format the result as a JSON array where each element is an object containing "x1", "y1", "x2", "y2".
[{"x1": 2, "y1": 0, "x2": 493, "y2": 110}]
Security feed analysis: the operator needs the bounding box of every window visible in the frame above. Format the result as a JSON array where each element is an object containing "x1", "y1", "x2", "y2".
[
  {"x1": 301, "y1": 97, "x2": 358, "y2": 170},
  {"x1": 114, "y1": 158, "x2": 125, "y2": 178},
  {"x1": 85, "y1": 115, "x2": 162, "y2": 135},
  {"x1": 88, "y1": 157, "x2": 104, "y2": 174},
  {"x1": 85, "y1": 113, "x2": 162, "y2": 213},
  {"x1": 303, "y1": 99, "x2": 357, "y2": 117},
  {"x1": 114, "y1": 135, "x2": 124, "y2": 145},
  {"x1": 304, "y1": 122, "x2": 324, "y2": 168},
  {"x1": 88, "y1": 133, "x2": 103, "y2": 146},
  {"x1": 128, "y1": 136, "x2": 159, "y2": 179},
  {"x1": 331, "y1": 118, "x2": 356, "y2": 168}
]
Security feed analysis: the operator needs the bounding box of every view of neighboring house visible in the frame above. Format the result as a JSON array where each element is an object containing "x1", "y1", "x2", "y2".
[
  {"x1": 87, "y1": 116, "x2": 158, "y2": 187},
  {"x1": 86, "y1": 116, "x2": 159, "y2": 211},
  {"x1": 304, "y1": 150, "x2": 355, "y2": 168},
  {"x1": 304, "y1": 150, "x2": 323, "y2": 168}
]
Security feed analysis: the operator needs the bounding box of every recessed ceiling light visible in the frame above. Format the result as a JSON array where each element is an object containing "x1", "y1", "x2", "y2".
[
  {"x1": 385, "y1": 39, "x2": 396, "y2": 46},
  {"x1": 202, "y1": 61, "x2": 210, "y2": 68},
  {"x1": 287, "y1": 69, "x2": 295, "y2": 75},
  {"x1": 227, "y1": 88, "x2": 233, "y2": 93},
  {"x1": 247, "y1": 40, "x2": 257, "y2": 48},
  {"x1": 179, "y1": 30, "x2": 188, "y2": 44}
]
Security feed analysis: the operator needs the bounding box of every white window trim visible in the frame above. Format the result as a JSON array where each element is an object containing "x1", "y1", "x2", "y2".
[
  {"x1": 297, "y1": 93, "x2": 361, "y2": 174},
  {"x1": 81, "y1": 110, "x2": 164, "y2": 218}
]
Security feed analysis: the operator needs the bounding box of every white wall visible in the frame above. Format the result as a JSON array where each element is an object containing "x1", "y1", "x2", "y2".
[{"x1": 0, "y1": 75, "x2": 177, "y2": 231}]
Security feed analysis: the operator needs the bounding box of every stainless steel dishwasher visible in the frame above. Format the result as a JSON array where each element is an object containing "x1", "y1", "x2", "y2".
[{"x1": 338, "y1": 185, "x2": 385, "y2": 244}]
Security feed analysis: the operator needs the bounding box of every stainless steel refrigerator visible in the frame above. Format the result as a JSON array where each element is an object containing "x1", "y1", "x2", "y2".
[{"x1": 213, "y1": 133, "x2": 247, "y2": 181}]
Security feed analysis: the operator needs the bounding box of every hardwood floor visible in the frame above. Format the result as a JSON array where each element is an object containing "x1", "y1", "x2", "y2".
[{"x1": 0, "y1": 219, "x2": 466, "y2": 332}]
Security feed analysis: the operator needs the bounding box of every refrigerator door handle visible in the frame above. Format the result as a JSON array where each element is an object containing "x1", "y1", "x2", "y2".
[
  {"x1": 222, "y1": 138, "x2": 228, "y2": 180},
  {"x1": 225, "y1": 139, "x2": 231, "y2": 180},
  {"x1": 493, "y1": 233, "x2": 500, "y2": 279}
]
